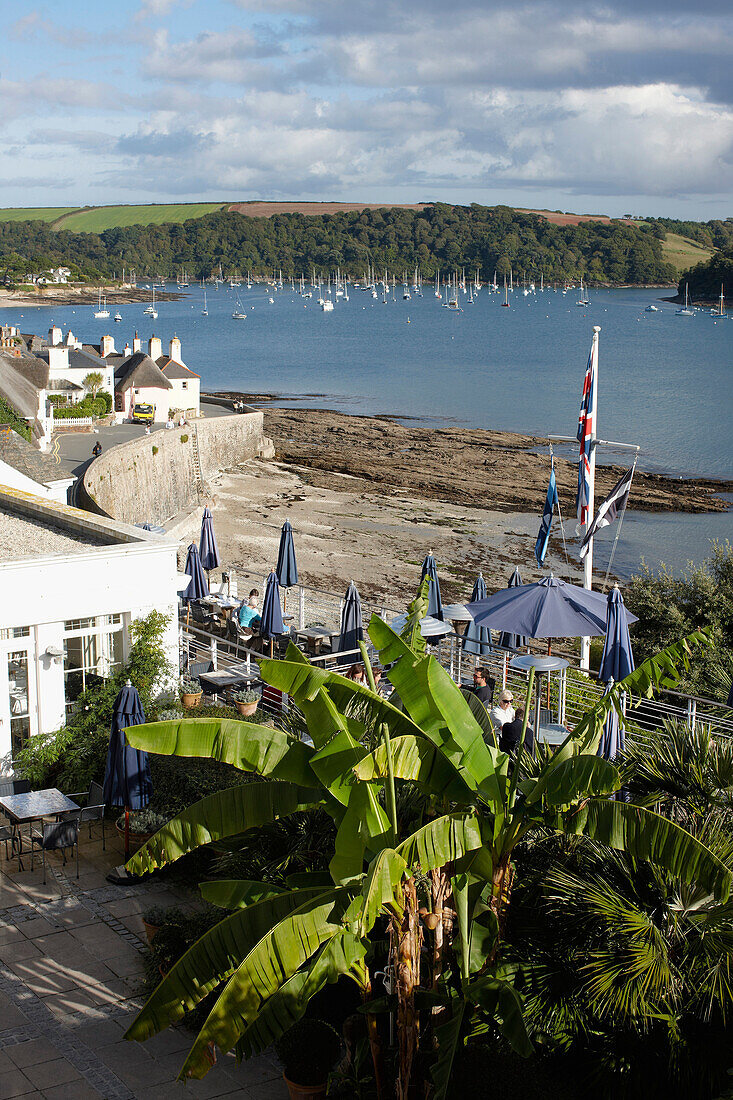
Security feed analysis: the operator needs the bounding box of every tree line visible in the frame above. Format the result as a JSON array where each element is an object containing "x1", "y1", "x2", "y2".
[
  {"x1": 678, "y1": 247, "x2": 733, "y2": 303},
  {"x1": 0, "y1": 204, "x2": 678, "y2": 285}
]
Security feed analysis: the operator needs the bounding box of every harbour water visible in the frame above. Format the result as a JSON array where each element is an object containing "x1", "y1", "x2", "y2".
[{"x1": 8, "y1": 282, "x2": 732, "y2": 577}]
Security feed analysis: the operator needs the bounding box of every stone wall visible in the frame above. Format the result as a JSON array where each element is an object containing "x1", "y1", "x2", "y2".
[{"x1": 80, "y1": 411, "x2": 271, "y2": 525}]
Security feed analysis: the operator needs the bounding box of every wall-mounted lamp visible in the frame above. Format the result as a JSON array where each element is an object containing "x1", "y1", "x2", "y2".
[{"x1": 44, "y1": 644, "x2": 64, "y2": 665}]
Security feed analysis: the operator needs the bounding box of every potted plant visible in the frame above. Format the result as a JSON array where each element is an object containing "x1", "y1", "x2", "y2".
[
  {"x1": 275, "y1": 1019, "x2": 341, "y2": 1100},
  {"x1": 116, "y1": 808, "x2": 169, "y2": 847},
  {"x1": 141, "y1": 905, "x2": 167, "y2": 944},
  {"x1": 233, "y1": 688, "x2": 258, "y2": 717},
  {"x1": 179, "y1": 675, "x2": 202, "y2": 709}
]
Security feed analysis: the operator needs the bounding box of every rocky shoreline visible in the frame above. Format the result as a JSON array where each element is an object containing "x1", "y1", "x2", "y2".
[
  {"x1": 209, "y1": 396, "x2": 732, "y2": 517},
  {"x1": 0, "y1": 285, "x2": 184, "y2": 308}
]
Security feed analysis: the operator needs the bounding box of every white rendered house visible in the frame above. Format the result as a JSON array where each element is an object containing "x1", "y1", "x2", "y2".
[{"x1": 0, "y1": 485, "x2": 179, "y2": 770}]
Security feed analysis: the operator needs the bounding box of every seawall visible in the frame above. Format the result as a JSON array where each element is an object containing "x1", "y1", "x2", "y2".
[{"x1": 80, "y1": 411, "x2": 272, "y2": 525}]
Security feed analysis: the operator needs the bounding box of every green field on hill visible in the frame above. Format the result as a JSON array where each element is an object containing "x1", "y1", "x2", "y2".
[
  {"x1": 661, "y1": 232, "x2": 715, "y2": 275},
  {"x1": 50, "y1": 203, "x2": 226, "y2": 232},
  {"x1": 0, "y1": 207, "x2": 75, "y2": 223}
]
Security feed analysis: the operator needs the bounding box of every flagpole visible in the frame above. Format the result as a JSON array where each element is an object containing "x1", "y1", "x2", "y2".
[{"x1": 580, "y1": 325, "x2": 601, "y2": 670}]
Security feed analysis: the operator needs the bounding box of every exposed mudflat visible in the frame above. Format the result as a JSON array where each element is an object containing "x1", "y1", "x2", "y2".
[{"x1": 0, "y1": 286, "x2": 183, "y2": 308}]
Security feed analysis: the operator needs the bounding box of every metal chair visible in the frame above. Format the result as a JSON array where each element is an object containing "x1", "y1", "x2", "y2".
[
  {"x1": 31, "y1": 819, "x2": 80, "y2": 885},
  {"x1": 65, "y1": 780, "x2": 106, "y2": 849},
  {"x1": 0, "y1": 824, "x2": 16, "y2": 861}
]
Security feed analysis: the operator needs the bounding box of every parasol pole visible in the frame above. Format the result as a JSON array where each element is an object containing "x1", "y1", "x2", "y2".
[{"x1": 580, "y1": 326, "x2": 600, "y2": 671}]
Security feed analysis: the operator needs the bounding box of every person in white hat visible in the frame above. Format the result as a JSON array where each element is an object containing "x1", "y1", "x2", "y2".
[{"x1": 490, "y1": 689, "x2": 515, "y2": 735}]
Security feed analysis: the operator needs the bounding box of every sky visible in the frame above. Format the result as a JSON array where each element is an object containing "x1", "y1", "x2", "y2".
[{"x1": 1, "y1": 0, "x2": 732, "y2": 219}]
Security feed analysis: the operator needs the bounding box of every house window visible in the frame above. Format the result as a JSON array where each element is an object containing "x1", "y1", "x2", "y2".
[
  {"x1": 0, "y1": 626, "x2": 30, "y2": 640},
  {"x1": 7, "y1": 651, "x2": 30, "y2": 757},
  {"x1": 63, "y1": 615, "x2": 124, "y2": 711},
  {"x1": 181, "y1": 381, "x2": 188, "y2": 390}
]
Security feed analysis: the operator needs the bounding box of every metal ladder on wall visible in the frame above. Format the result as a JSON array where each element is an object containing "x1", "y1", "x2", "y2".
[{"x1": 191, "y1": 425, "x2": 204, "y2": 498}]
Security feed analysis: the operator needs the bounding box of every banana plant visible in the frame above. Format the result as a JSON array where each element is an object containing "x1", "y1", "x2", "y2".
[{"x1": 122, "y1": 587, "x2": 728, "y2": 1098}]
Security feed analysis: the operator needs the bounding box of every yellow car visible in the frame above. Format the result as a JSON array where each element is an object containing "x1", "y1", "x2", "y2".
[{"x1": 131, "y1": 403, "x2": 154, "y2": 424}]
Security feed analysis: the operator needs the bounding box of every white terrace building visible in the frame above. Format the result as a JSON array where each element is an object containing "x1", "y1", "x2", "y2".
[{"x1": 0, "y1": 485, "x2": 179, "y2": 770}]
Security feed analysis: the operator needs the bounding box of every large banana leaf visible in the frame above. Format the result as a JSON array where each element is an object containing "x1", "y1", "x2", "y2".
[
  {"x1": 352, "y1": 848, "x2": 408, "y2": 937},
  {"x1": 123, "y1": 717, "x2": 314, "y2": 784},
  {"x1": 126, "y1": 782, "x2": 322, "y2": 876},
  {"x1": 200, "y1": 880, "x2": 285, "y2": 909},
  {"x1": 467, "y1": 975, "x2": 533, "y2": 1057},
  {"x1": 398, "y1": 812, "x2": 483, "y2": 873},
  {"x1": 330, "y1": 782, "x2": 392, "y2": 885},
  {"x1": 367, "y1": 614, "x2": 507, "y2": 814},
  {"x1": 179, "y1": 889, "x2": 351, "y2": 1079},
  {"x1": 570, "y1": 629, "x2": 713, "y2": 749},
  {"x1": 236, "y1": 930, "x2": 368, "y2": 1059},
  {"x1": 431, "y1": 1001, "x2": 466, "y2": 1100},
  {"x1": 559, "y1": 798, "x2": 732, "y2": 901},
  {"x1": 521, "y1": 755, "x2": 620, "y2": 809},
  {"x1": 354, "y1": 734, "x2": 476, "y2": 804},
  {"x1": 399, "y1": 577, "x2": 430, "y2": 657},
  {"x1": 125, "y1": 887, "x2": 324, "y2": 1042}
]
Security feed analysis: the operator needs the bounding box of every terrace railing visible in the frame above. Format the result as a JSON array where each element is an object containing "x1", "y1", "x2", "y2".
[{"x1": 179, "y1": 574, "x2": 733, "y2": 740}]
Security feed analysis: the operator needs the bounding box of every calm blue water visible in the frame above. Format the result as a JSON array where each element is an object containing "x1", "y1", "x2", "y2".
[{"x1": 6, "y1": 283, "x2": 732, "y2": 575}]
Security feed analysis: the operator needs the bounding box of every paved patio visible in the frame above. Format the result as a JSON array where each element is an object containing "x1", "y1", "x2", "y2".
[{"x1": 0, "y1": 824, "x2": 282, "y2": 1099}]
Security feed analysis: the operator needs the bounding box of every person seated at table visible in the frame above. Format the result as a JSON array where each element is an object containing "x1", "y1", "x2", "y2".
[
  {"x1": 500, "y1": 705, "x2": 534, "y2": 755},
  {"x1": 490, "y1": 689, "x2": 515, "y2": 734},
  {"x1": 238, "y1": 589, "x2": 261, "y2": 630},
  {"x1": 470, "y1": 666, "x2": 495, "y2": 706},
  {"x1": 345, "y1": 663, "x2": 366, "y2": 684}
]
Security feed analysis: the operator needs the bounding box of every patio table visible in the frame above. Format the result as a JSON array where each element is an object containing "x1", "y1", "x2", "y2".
[
  {"x1": 198, "y1": 667, "x2": 260, "y2": 699},
  {"x1": 0, "y1": 788, "x2": 79, "y2": 871},
  {"x1": 295, "y1": 627, "x2": 338, "y2": 655},
  {"x1": 536, "y1": 723, "x2": 570, "y2": 747}
]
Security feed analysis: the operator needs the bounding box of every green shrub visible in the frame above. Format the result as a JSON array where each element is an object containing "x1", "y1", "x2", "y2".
[{"x1": 0, "y1": 400, "x2": 30, "y2": 440}]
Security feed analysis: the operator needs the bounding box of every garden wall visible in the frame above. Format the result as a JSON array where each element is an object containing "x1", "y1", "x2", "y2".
[{"x1": 79, "y1": 411, "x2": 272, "y2": 525}]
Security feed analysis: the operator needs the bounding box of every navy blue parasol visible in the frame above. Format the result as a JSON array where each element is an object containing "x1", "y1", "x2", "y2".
[
  {"x1": 598, "y1": 586, "x2": 635, "y2": 763},
  {"x1": 260, "y1": 570, "x2": 285, "y2": 641},
  {"x1": 183, "y1": 543, "x2": 209, "y2": 601},
  {"x1": 462, "y1": 573, "x2": 492, "y2": 656},
  {"x1": 337, "y1": 582, "x2": 364, "y2": 654},
  {"x1": 199, "y1": 507, "x2": 221, "y2": 572},
  {"x1": 276, "y1": 520, "x2": 298, "y2": 589},
  {"x1": 599, "y1": 585, "x2": 635, "y2": 685},
  {"x1": 498, "y1": 567, "x2": 527, "y2": 650},
  {"x1": 420, "y1": 552, "x2": 443, "y2": 620},
  {"x1": 103, "y1": 682, "x2": 152, "y2": 861},
  {"x1": 467, "y1": 575, "x2": 638, "y2": 640}
]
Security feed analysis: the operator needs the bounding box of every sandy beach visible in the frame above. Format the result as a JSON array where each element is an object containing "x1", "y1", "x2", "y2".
[
  {"x1": 0, "y1": 285, "x2": 183, "y2": 308},
  {"x1": 174, "y1": 404, "x2": 731, "y2": 605}
]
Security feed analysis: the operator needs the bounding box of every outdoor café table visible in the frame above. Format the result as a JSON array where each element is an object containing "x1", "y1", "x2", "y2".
[
  {"x1": 0, "y1": 788, "x2": 79, "y2": 871},
  {"x1": 295, "y1": 627, "x2": 336, "y2": 656},
  {"x1": 197, "y1": 667, "x2": 260, "y2": 699},
  {"x1": 536, "y1": 723, "x2": 570, "y2": 747}
]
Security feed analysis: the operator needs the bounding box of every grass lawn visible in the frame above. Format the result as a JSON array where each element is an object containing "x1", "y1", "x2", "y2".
[
  {"x1": 661, "y1": 232, "x2": 715, "y2": 275},
  {"x1": 50, "y1": 203, "x2": 226, "y2": 232},
  {"x1": 0, "y1": 207, "x2": 75, "y2": 223}
]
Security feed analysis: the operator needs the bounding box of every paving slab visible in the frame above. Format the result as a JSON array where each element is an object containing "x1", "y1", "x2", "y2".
[
  {"x1": 6, "y1": 1040, "x2": 60, "y2": 1070},
  {"x1": 0, "y1": 1067, "x2": 35, "y2": 1099},
  {"x1": 22, "y1": 1058, "x2": 81, "y2": 1091}
]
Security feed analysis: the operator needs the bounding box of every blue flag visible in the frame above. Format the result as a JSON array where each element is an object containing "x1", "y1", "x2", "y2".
[{"x1": 535, "y1": 465, "x2": 558, "y2": 566}]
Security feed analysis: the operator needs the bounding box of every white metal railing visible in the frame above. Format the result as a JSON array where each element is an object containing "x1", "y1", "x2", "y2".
[{"x1": 179, "y1": 576, "x2": 733, "y2": 739}]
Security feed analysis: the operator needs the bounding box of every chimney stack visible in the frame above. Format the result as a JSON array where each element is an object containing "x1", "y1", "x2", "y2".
[
  {"x1": 123, "y1": 342, "x2": 131, "y2": 357},
  {"x1": 100, "y1": 334, "x2": 116, "y2": 357},
  {"x1": 48, "y1": 324, "x2": 62, "y2": 346},
  {"x1": 169, "y1": 334, "x2": 182, "y2": 363},
  {"x1": 132, "y1": 331, "x2": 141, "y2": 353},
  {"x1": 148, "y1": 334, "x2": 162, "y2": 361}
]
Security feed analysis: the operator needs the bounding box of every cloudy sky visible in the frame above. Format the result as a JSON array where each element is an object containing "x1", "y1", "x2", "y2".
[{"x1": 2, "y1": 0, "x2": 732, "y2": 217}]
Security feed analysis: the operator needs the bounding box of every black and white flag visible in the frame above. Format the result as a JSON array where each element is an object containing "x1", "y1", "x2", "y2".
[{"x1": 579, "y1": 467, "x2": 634, "y2": 559}]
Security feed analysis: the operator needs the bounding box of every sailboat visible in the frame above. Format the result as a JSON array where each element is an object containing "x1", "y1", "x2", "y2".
[
  {"x1": 94, "y1": 290, "x2": 110, "y2": 319},
  {"x1": 201, "y1": 290, "x2": 208, "y2": 316},
  {"x1": 676, "y1": 283, "x2": 694, "y2": 316},
  {"x1": 576, "y1": 277, "x2": 590, "y2": 307},
  {"x1": 232, "y1": 299, "x2": 246, "y2": 319},
  {"x1": 434, "y1": 271, "x2": 442, "y2": 299},
  {"x1": 143, "y1": 287, "x2": 157, "y2": 319},
  {"x1": 501, "y1": 275, "x2": 510, "y2": 307},
  {"x1": 714, "y1": 284, "x2": 725, "y2": 317}
]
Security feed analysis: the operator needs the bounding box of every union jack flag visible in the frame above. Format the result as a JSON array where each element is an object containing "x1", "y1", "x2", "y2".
[{"x1": 576, "y1": 339, "x2": 596, "y2": 526}]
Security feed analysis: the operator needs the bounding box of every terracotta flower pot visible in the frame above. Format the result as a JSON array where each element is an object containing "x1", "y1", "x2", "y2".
[
  {"x1": 235, "y1": 700, "x2": 257, "y2": 716},
  {"x1": 181, "y1": 691, "x2": 202, "y2": 709},
  {"x1": 283, "y1": 1075, "x2": 327, "y2": 1100},
  {"x1": 142, "y1": 920, "x2": 160, "y2": 944}
]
